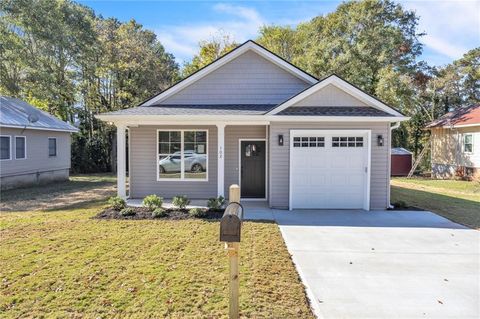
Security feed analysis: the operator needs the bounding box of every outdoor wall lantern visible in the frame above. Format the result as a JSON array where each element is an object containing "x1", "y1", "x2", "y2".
[
  {"x1": 377, "y1": 134, "x2": 384, "y2": 147},
  {"x1": 278, "y1": 134, "x2": 284, "y2": 146}
]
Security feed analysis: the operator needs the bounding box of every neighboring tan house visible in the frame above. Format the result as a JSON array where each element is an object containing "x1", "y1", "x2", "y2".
[
  {"x1": 426, "y1": 104, "x2": 480, "y2": 180},
  {"x1": 0, "y1": 97, "x2": 78, "y2": 189},
  {"x1": 97, "y1": 40, "x2": 408, "y2": 210}
]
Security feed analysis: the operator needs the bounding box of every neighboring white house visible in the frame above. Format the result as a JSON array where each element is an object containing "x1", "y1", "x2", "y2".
[
  {"x1": 97, "y1": 40, "x2": 409, "y2": 210},
  {"x1": 426, "y1": 104, "x2": 480, "y2": 180},
  {"x1": 0, "y1": 97, "x2": 78, "y2": 190}
]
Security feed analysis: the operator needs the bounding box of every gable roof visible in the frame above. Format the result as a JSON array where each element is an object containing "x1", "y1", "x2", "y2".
[
  {"x1": 426, "y1": 105, "x2": 480, "y2": 128},
  {"x1": 267, "y1": 74, "x2": 405, "y2": 117},
  {"x1": 0, "y1": 96, "x2": 78, "y2": 132},
  {"x1": 141, "y1": 40, "x2": 318, "y2": 106}
]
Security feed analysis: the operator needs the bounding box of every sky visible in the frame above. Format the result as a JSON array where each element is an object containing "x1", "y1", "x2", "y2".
[{"x1": 78, "y1": 0, "x2": 480, "y2": 67}]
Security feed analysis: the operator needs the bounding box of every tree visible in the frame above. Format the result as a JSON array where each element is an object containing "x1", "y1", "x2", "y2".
[
  {"x1": 257, "y1": 25, "x2": 297, "y2": 61},
  {"x1": 182, "y1": 34, "x2": 237, "y2": 77},
  {"x1": 0, "y1": 0, "x2": 179, "y2": 173}
]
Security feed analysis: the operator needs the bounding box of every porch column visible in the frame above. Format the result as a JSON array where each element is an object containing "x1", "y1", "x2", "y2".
[
  {"x1": 217, "y1": 123, "x2": 226, "y2": 197},
  {"x1": 117, "y1": 123, "x2": 127, "y2": 199}
]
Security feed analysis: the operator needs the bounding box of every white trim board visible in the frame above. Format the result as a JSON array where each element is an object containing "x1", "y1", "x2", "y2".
[
  {"x1": 141, "y1": 41, "x2": 317, "y2": 106},
  {"x1": 267, "y1": 75, "x2": 404, "y2": 117},
  {"x1": 0, "y1": 124, "x2": 78, "y2": 133},
  {"x1": 238, "y1": 138, "x2": 268, "y2": 201},
  {"x1": 288, "y1": 129, "x2": 371, "y2": 211},
  {"x1": 96, "y1": 115, "x2": 409, "y2": 125}
]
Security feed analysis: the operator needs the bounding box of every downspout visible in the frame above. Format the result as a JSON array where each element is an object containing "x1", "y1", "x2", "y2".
[{"x1": 388, "y1": 122, "x2": 401, "y2": 209}]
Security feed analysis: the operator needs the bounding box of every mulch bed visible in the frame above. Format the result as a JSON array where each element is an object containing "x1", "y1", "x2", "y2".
[{"x1": 93, "y1": 207, "x2": 225, "y2": 220}]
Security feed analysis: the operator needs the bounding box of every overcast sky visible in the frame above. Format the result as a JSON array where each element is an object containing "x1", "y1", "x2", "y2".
[{"x1": 79, "y1": 0, "x2": 480, "y2": 67}]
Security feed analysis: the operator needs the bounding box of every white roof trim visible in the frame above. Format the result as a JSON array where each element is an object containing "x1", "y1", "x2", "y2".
[
  {"x1": 267, "y1": 75, "x2": 404, "y2": 117},
  {"x1": 95, "y1": 114, "x2": 409, "y2": 125},
  {"x1": 141, "y1": 41, "x2": 318, "y2": 106},
  {"x1": 0, "y1": 123, "x2": 78, "y2": 133}
]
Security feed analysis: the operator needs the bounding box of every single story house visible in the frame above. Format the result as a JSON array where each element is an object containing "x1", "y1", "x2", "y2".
[
  {"x1": 0, "y1": 96, "x2": 78, "y2": 189},
  {"x1": 426, "y1": 104, "x2": 479, "y2": 180},
  {"x1": 97, "y1": 40, "x2": 408, "y2": 210}
]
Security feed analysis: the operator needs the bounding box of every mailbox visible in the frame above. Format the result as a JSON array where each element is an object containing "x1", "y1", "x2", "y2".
[{"x1": 220, "y1": 202, "x2": 243, "y2": 242}]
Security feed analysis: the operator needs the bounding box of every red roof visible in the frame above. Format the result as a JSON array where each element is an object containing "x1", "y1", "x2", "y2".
[{"x1": 426, "y1": 105, "x2": 480, "y2": 128}]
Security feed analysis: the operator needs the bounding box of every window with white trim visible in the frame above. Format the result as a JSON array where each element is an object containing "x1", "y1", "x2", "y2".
[
  {"x1": 48, "y1": 138, "x2": 57, "y2": 157},
  {"x1": 463, "y1": 134, "x2": 473, "y2": 153},
  {"x1": 15, "y1": 136, "x2": 26, "y2": 159},
  {"x1": 158, "y1": 130, "x2": 207, "y2": 180},
  {"x1": 332, "y1": 136, "x2": 364, "y2": 147},
  {"x1": 293, "y1": 137, "x2": 325, "y2": 148},
  {"x1": 0, "y1": 136, "x2": 11, "y2": 160}
]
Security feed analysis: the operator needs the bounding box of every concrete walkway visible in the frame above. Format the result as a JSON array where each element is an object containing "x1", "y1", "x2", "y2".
[{"x1": 272, "y1": 210, "x2": 479, "y2": 319}]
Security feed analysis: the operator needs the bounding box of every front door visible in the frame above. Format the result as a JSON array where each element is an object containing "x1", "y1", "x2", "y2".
[{"x1": 240, "y1": 140, "x2": 266, "y2": 198}]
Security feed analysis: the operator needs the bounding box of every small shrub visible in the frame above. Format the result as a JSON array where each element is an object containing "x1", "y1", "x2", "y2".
[
  {"x1": 172, "y1": 195, "x2": 190, "y2": 209},
  {"x1": 189, "y1": 207, "x2": 207, "y2": 218},
  {"x1": 108, "y1": 196, "x2": 126, "y2": 210},
  {"x1": 152, "y1": 208, "x2": 167, "y2": 218},
  {"x1": 120, "y1": 207, "x2": 135, "y2": 216},
  {"x1": 207, "y1": 196, "x2": 225, "y2": 211},
  {"x1": 394, "y1": 200, "x2": 408, "y2": 209},
  {"x1": 142, "y1": 194, "x2": 163, "y2": 211}
]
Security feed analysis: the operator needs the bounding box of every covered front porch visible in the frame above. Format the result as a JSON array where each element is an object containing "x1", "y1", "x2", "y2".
[{"x1": 115, "y1": 122, "x2": 270, "y2": 202}]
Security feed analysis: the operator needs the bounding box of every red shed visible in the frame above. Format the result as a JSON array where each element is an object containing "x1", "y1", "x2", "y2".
[{"x1": 391, "y1": 148, "x2": 413, "y2": 176}]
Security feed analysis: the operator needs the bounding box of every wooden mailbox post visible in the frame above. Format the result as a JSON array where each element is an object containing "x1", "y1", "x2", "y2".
[{"x1": 220, "y1": 184, "x2": 242, "y2": 319}]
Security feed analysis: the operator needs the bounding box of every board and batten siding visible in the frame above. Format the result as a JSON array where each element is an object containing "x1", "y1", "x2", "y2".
[
  {"x1": 0, "y1": 127, "x2": 71, "y2": 177},
  {"x1": 129, "y1": 125, "x2": 217, "y2": 199},
  {"x1": 291, "y1": 84, "x2": 367, "y2": 107},
  {"x1": 269, "y1": 122, "x2": 390, "y2": 210},
  {"x1": 224, "y1": 125, "x2": 267, "y2": 196},
  {"x1": 161, "y1": 51, "x2": 310, "y2": 105}
]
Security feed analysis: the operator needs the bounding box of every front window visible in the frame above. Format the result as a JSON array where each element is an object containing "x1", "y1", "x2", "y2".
[
  {"x1": 463, "y1": 134, "x2": 473, "y2": 153},
  {"x1": 48, "y1": 138, "x2": 57, "y2": 157},
  {"x1": 15, "y1": 136, "x2": 26, "y2": 159},
  {"x1": 158, "y1": 130, "x2": 207, "y2": 180},
  {"x1": 0, "y1": 136, "x2": 11, "y2": 160}
]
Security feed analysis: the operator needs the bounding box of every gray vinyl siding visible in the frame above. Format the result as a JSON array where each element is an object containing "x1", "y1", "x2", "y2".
[
  {"x1": 269, "y1": 122, "x2": 390, "y2": 210},
  {"x1": 161, "y1": 51, "x2": 310, "y2": 105},
  {"x1": 292, "y1": 84, "x2": 367, "y2": 107},
  {"x1": 0, "y1": 127, "x2": 71, "y2": 177},
  {"x1": 224, "y1": 125, "x2": 267, "y2": 196},
  {"x1": 129, "y1": 125, "x2": 217, "y2": 199}
]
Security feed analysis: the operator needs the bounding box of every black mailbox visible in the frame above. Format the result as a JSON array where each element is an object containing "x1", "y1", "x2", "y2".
[{"x1": 220, "y1": 202, "x2": 243, "y2": 242}]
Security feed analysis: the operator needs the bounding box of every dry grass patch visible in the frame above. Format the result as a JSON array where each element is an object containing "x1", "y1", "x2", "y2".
[
  {"x1": 0, "y1": 202, "x2": 313, "y2": 318},
  {"x1": 0, "y1": 174, "x2": 116, "y2": 212}
]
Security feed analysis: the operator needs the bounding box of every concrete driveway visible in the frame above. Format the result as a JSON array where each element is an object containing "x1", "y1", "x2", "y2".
[{"x1": 274, "y1": 210, "x2": 479, "y2": 319}]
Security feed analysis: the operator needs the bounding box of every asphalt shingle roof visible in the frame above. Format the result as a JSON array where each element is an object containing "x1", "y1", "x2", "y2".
[
  {"x1": 426, "y1": 105, "x2": 480, "y2": 128},
  {"x1": 103, "y1": 104, "x2": 277, "y2": 116},
  {"x1": 277, "y1": 106, "x2": 392, "y2": 116},
  {"x1": 0, "y1": 96, "x2": 78, "y2": 132}
]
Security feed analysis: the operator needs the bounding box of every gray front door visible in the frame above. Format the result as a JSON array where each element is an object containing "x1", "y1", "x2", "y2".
[{"x1": 240, "y1": 140, "x2": 266, "y2": 198}]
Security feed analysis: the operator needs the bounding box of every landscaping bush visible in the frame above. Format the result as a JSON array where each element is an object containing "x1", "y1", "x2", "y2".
[
  {"x1": 152, "y1": 208, "x2": 167, "y2": 218},
  {"x1": 120, "y1": 207, "x2": 135, "y2": 216},
  {"x1": 393, "y1": 200, "x2": 408, "y2": 209},
  {"x1": 108, "y1": 196, "x2": 126, "y2": 210},
  {"x1": 172, "y1": 195, "x2": 190, "y2": 209},
  {"x1": 207, "y1": 196, "x2": 225, "y2": 211},
  {"x1": 142, "y1": 194, "x2": 163, "y2": 211},
  {"x1": 189, "y1": 207, "x2": 207, "y2": 218}
]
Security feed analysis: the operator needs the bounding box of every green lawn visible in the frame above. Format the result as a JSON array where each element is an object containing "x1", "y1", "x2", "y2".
[
  {"x1": 391, "y1": 177, "x2": 480, "y2": 229},
  {"x1": 0, "y1": 176, "x2": 313, "y2": 318}
]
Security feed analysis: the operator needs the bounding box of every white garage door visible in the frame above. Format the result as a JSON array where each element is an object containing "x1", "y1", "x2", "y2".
[{"x1": 290, "y1": 130, "x2": 370, "y2": 210}]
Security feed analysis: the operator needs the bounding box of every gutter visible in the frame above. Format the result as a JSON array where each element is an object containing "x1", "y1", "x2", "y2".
[{"x1": 388, "y1": 122, "x2": 401, "y2": 209}]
